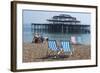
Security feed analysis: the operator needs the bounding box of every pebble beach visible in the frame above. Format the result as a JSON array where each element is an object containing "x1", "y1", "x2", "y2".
[{"x1": 23, "y1": 41, "x2": 91, "y2": 62}]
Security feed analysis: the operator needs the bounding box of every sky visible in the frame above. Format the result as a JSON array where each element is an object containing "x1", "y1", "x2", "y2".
[{"x1": 23, "y1": 10, "x2": 91, "y2": 26}]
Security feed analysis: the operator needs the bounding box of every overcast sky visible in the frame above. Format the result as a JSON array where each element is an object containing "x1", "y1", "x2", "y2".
[{"x1": 23, "y1": 10, "x2": 91, "y2": 26}]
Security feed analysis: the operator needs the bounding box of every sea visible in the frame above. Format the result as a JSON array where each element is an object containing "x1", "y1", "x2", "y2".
[{"x1": 23, "y1": 25, "x2": 90, "y2": 45}]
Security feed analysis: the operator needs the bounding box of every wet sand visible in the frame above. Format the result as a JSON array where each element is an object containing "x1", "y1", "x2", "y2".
[{"x1": 23, "y1": 41, "x2": 91, "y2": 62}]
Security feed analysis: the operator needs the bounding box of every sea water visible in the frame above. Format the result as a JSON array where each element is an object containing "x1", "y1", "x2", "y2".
[{"x1": 23, "y1": 24, "x2": 90, "y2": 45}]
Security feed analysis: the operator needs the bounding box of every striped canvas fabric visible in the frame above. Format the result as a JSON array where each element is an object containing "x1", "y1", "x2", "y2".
[
  {"x1": 48, "y1": 40, "x2": 58, "y2": 51},
  {"x1": 61, "y1": 41, "x2": 71, "y2": 52}
]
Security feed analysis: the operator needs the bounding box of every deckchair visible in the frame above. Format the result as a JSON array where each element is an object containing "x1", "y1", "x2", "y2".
[
  {"x1": 48, "y1": 40, "x2": 60, "y2": 58},
  {"x1": 48, "y1": 40, "x2": 58, "y2": 51},
  {"x1": 61, "y1": 40, "x2": 74, "y2": 56}
]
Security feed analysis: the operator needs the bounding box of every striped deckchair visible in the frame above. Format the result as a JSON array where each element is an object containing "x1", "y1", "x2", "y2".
[
  {"x1": 48, "y1": 40, "x2": 58, "y2": 51},
  {"x1": 61, "y1": 40, "x2": 74, "y2": 55}
]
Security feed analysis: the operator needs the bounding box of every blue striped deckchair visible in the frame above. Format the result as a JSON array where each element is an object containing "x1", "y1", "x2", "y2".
[
  {"x1": 48, "y1": 40, "x2": 58, "y2": 51},
  {"x1": 61, "y1": 40, "x2": 74, "y2": 55}
]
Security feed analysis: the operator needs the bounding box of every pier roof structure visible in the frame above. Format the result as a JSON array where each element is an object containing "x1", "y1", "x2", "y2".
[{"x1": 47, "y1": 14, "x2": 80, "y2": 24}]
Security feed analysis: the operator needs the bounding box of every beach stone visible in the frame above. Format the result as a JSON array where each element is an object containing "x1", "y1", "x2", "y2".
[
  {"x1": 23, "y1": 41, "x2": 48, "y2": 62},
  {"x1": 23, "y1": 43, "x2": 91, "y2": 62}
]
